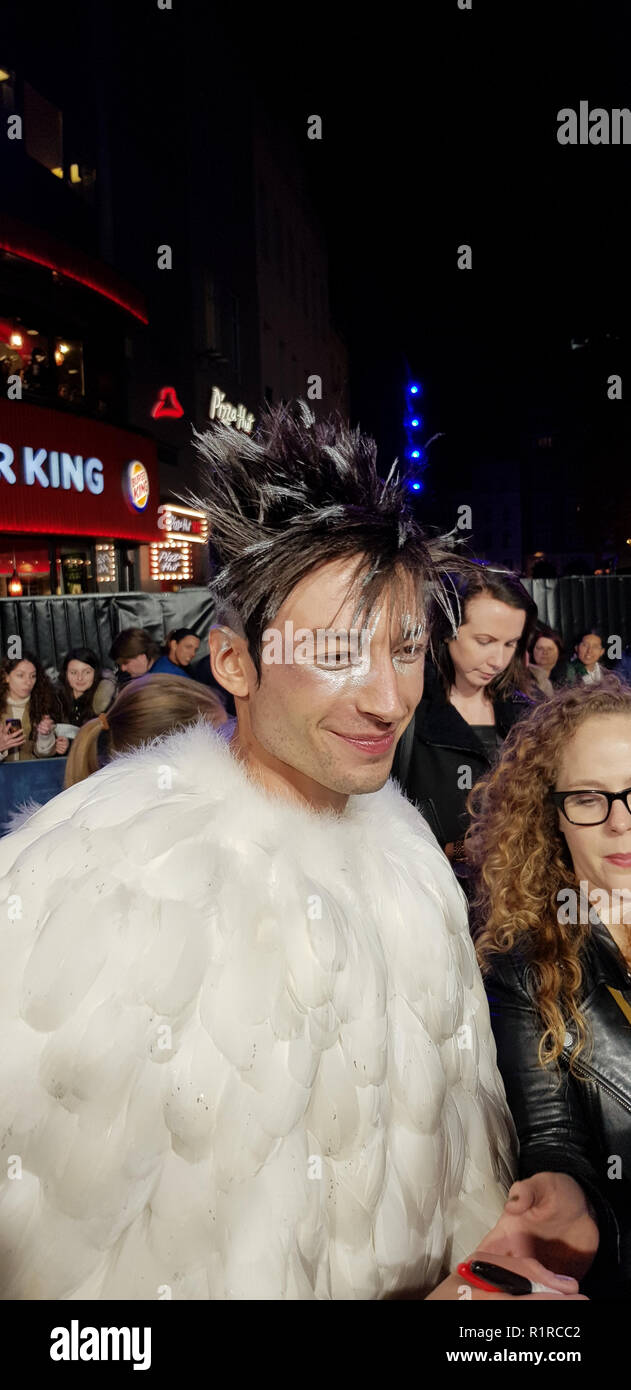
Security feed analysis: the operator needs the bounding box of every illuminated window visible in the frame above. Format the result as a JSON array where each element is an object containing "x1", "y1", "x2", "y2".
[
  {"x1": 54, "y1": 338, "x2": 85, "y2": 402},
  {"x1": 24, "y1": 82, "x2": 63, "y2": 177},
  {"x1": 0, "y1": 66, "x2": 16, "y2": 118}
]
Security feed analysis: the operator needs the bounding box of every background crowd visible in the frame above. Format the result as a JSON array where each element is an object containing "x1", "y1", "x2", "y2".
[
  {"x1": 1, "y1": 565, "x2": 631, "y2": 1298},
  {"x1": 0, "y1": 625, "x2": 233, "y2": 779}
]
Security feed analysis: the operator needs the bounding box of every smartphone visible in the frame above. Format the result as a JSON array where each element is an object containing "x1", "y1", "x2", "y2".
[{"x1": 5, "y1": 718, "x2": 22, "y2": 735}]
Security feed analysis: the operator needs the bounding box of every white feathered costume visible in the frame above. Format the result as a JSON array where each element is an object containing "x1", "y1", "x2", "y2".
[{"x1": 0, "y1": 720, "x2": 516, "y2": 1300}]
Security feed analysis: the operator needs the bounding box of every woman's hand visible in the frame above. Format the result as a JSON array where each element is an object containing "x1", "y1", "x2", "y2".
[
  {"x1": 37, "y1": 715, "x2": 55, "y2": 736},
  {"x1": 55, "y1": 736, "x2": 70, "y2": 755},
  {"x1": 0, "y1": 725, "x2": 24, "y2": 752},
  {"x1": 426, "y1": 1250, "x2": 587, "y2": 1300},
  {"x1": 479, "y1": 1172, "x2": 599, "y2": 1280}
]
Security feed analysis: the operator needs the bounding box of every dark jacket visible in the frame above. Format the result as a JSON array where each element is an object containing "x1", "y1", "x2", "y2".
[
  {"x1": 150, "y1": 655, "x2": 194, "y2": 678},
  {"x1": 393, "y1": 659, "x2": 532, "y2": 849},
  {"x1": 486, "y1": 921, "x2": 631, "y2": 1299}
]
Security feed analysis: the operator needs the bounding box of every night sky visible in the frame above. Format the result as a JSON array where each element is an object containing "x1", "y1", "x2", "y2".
[
  {"x1": 227, "y1": 0, "x2": 631, "y2": 490},
  {"x1": 11, "y1": 0, "x2": 631, "y2": 536}
]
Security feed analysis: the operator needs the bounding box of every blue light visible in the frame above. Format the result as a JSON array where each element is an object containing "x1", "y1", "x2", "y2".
[
  {"x1": 411, "y1": 449, "x2": 420, "y2": 459},
  {"x1": 411, "y1": 417, "x2": 420, "y2": 427},
  {"x1": 409, "y1": 384, "x2": 420, "y2": 395},
  {"x1": 411, "y1": 481, "x2": 422, "y2": 491}
]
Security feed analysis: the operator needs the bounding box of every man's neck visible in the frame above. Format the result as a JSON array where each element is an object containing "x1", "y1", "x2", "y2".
[{"x1": 229, "y1": 725, "x2": 348, "y2": 815}]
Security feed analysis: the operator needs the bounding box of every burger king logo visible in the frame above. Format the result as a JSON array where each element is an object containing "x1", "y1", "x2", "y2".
[{"x1": 125, "y1": 460, "x2": 150, "y2": 511}]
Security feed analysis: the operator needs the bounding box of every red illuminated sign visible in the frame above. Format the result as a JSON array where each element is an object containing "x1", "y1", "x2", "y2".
[
  {"x1": 0, "y1": 400, "x2": 159, "y2": 541},
  {"x1": 0, "y1": 212, "x2": 148, "y2": 323},
  {"x1": 151, "y1": 387, "x2": 184, "y2": 419}
]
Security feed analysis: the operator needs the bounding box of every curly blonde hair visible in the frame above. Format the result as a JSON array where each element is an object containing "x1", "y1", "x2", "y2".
[{"x1": 468, "y1": 677, "x2": 631, "y2": 1072}]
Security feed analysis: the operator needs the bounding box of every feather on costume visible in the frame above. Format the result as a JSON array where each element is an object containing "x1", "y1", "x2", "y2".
[{"x1": 0, "y1": 720, "x2": 515, "y2": 1300}]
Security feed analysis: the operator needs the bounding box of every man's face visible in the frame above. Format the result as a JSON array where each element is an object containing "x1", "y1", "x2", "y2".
[
  {"x1": 172, "y1": 635, "x2": 200, "y2": 666},
  {"x1": 236, "y1": 558, "x2": 427, "y2": 804},
  {"x1": 118, "y1": 653, "x2": 150, "y2": 677},
  {"x1": 578, "y1": 634, "x2": 604, "y2": 670}
]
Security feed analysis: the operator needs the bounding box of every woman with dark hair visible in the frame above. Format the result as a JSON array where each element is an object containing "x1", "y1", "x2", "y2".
[
  {"x1": 528, "y1": 621, "x2": 566, "y2": 698},
  {"x1": 109, "y1": 627, "x2": 161, "y2": 680},
  {"x1": 151, "y1": 628, "x2": 200, "y2": 677},
  {"x1": 54, "y1": 648, "x2": 117, "y2": 755},
  {"x1": 0, "y1": 652, "x2": 63, "y2": 762},
  {"x1": 566, "y1": 629, "x2": 606, "y2": 686},
  {"x1": 394, "y1": 565, "x2": 537, "y2": 872},
  {"x1": 468, "y1": 680, "x2": 631, "y2": 1298}
]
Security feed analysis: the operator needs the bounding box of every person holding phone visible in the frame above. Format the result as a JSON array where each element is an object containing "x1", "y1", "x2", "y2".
[{"x1": 0, "y1": 653, "x2": 61, "y2": 762}]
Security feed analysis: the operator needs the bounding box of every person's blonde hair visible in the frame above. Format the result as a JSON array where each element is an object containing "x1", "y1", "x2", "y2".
[
  {"x1": 64, "y1": 673, "x2": 227, "y2": 787},
  {"x1": 468, "y1": 677, "x2": 631, "y2": 1073}
]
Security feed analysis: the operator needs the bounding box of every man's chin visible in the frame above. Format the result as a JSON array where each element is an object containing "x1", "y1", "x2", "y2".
[{"x1": 329, "y1": 762, "x2": 394, "y2": 796}]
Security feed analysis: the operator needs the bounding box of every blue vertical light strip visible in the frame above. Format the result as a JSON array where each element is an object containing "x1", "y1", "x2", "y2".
[{"x1": 405, "y1": 381, "x2": 424, "y2": 493}]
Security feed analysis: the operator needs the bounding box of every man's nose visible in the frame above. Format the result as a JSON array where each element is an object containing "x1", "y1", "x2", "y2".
[{"x1": 355, "y1": 653, "x2": 410, "y2": 722}]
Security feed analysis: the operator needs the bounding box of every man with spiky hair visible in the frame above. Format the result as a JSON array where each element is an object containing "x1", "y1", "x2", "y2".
[{"x1": 0, "y1": 404, "x2": 591, "y2": 1303}]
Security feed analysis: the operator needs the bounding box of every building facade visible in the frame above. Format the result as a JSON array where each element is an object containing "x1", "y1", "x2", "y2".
[{"x1": 0, "y1": 6, "x2": 348, "y2": 601}]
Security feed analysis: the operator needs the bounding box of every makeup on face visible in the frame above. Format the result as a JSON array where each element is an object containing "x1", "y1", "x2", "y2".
[{"x1": 239, "y1": 558, "x2": 429, "y2": 809}]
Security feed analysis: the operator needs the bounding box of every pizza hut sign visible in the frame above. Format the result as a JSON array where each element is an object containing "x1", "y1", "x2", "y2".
[
  {"x1": 157, "y1": 549, "x2": 185, "y2": 574},
  {"x1": 208, "y1": 386, "x2": 255, "y2": 434},
  {"x1": 157, "y1": 505, "x2": 203, "y2": 536}
]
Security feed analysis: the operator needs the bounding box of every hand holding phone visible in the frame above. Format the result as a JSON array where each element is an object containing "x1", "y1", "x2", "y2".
[{"x1": 1, "y1": 719, "x2": 25, "y2": 752}]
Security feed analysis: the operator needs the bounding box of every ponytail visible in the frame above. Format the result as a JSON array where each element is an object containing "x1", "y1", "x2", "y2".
[{"x1": 64, "y1": 718, "x2": 108, "y2": 788}]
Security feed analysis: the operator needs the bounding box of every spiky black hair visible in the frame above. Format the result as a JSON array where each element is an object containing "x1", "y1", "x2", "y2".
[{"x1": 185, "y1": 400, "x2": 462, "y2": 677}]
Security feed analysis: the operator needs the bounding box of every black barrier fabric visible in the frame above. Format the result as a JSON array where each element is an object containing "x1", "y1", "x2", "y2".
[
  {"x1": 523, "y1": 576, "x2": 631, "y2": 654},
  {"x1": 0, "y1": 590, "x2": 219, "y2": 672},
  {"x1": 2, "y1": 579, "x2": 631, "y2": 674}
]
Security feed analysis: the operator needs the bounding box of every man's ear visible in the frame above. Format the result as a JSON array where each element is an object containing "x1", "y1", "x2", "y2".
[{"x1": 208, "y1": 625, "x2": 255, "y2": 698}]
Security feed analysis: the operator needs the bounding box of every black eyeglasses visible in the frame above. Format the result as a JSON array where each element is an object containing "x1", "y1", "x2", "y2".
[{"x1": 551, "y1": 787, "x2": 631, "y2": 826}]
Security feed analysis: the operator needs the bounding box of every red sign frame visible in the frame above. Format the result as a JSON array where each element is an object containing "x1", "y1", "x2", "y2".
[{"x1": 0, "y1": 400, "x2": 160, "y2": 541}]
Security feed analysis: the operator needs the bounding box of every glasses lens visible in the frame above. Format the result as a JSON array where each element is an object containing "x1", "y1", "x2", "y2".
[{"x1": 564, "y1": 792, "x2": 609, "y2": 824}]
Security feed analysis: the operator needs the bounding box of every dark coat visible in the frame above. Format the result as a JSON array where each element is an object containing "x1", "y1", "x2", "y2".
[
  {"x1": 393, "y1": 659, "x2": 532, "y2": 849},
  {"x1": 485, "y1": 922, "x2": 631, "y2": 1299}
]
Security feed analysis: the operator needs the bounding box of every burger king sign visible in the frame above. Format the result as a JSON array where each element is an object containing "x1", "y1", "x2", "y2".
[{"x1": 124, "y1": 460, "x2": 150, "y2": 512}]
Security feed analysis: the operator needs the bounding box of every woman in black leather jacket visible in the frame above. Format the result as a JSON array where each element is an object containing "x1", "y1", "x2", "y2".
[{"x1": 468, "y1": 679, "x2": 631, "y2": 1298}]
